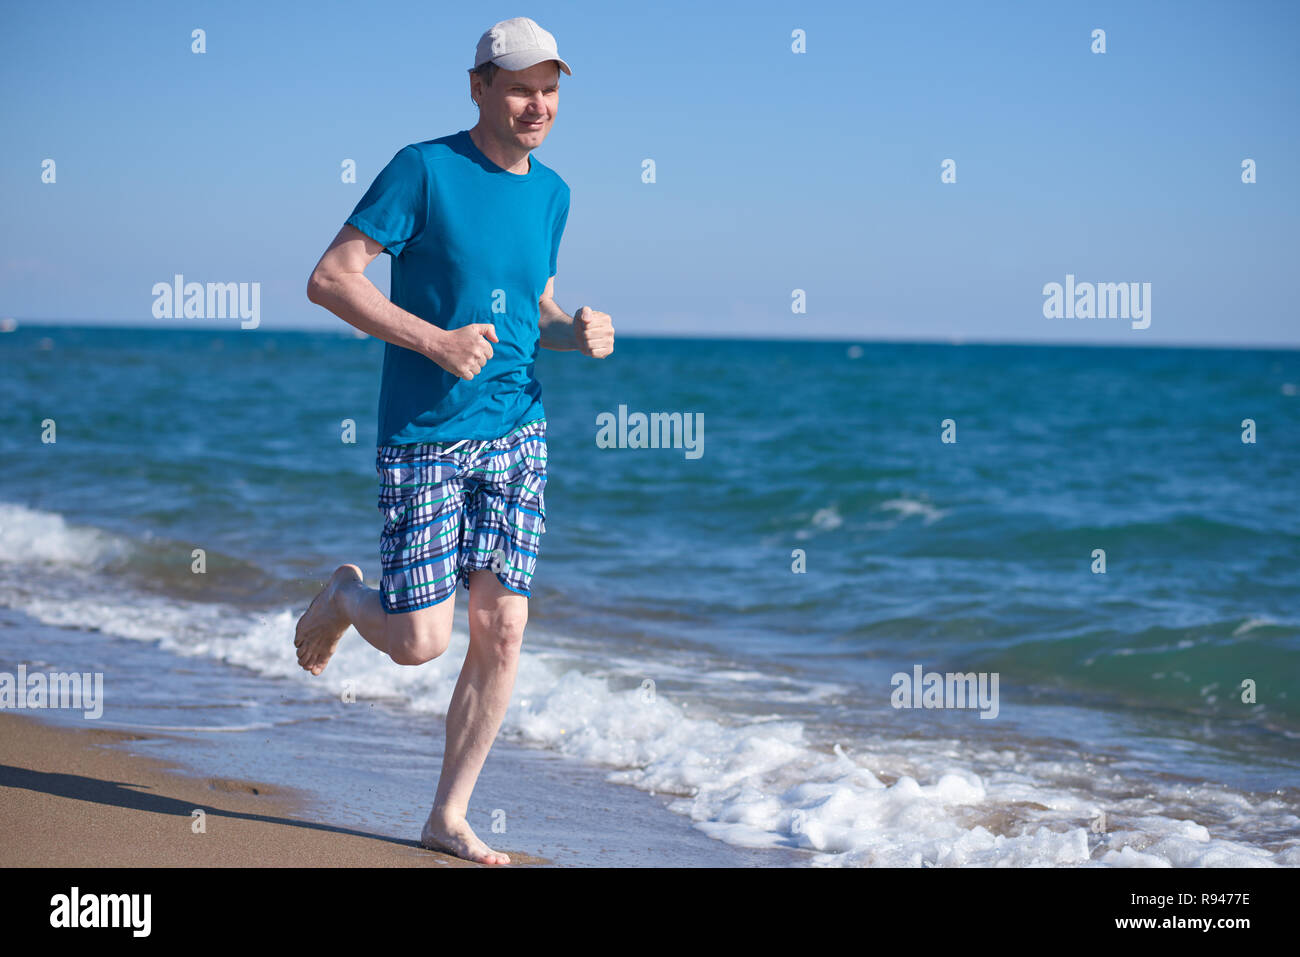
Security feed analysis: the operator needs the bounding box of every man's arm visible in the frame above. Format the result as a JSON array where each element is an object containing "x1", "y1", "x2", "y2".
[
  {"x1": 306, "y1": 225, "x2": 497, "y2": 380},
  {"x1": 539, "y1": 274, "x2": 614, "y2": 357}
]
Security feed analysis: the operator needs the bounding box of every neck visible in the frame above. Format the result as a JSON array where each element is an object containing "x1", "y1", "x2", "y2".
[{"x1": 468, "y1": 124, "x2": 531, "y2": 175}]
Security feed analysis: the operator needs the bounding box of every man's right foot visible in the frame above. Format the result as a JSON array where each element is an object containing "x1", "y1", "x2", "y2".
[
  {"x1": 421, "y1": 813, "x2": 511, "y2": 866},
  {"x1": 294, "y1": 564, "x2": 361, "y2": 675}
]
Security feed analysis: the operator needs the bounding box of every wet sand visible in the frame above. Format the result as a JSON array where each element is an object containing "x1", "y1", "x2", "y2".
[{"x1": 0, "y1": 712, "x2": 547, "y2": 867}]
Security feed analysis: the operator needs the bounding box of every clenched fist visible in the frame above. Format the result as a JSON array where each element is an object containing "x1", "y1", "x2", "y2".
[
  {"x1": 575, "y1": 306, "x2": 614, "y2": 358},
  {"x1": 434, "y1": 323, "x2": 498, "y2": 380}
]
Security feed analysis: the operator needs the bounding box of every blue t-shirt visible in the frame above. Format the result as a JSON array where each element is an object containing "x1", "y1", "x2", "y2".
[{"x1": 345, "y1": 129, "x2": 570, "y2": 444}]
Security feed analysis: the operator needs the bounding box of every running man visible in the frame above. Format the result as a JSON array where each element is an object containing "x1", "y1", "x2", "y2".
[{"x1": 293, "y1": 16, "x2": 613, "y2": 866}]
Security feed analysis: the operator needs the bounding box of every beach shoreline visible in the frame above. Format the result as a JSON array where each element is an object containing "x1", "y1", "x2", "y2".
[{"x1": 0, "y1": 711, "x2": 544, "y2": 867}]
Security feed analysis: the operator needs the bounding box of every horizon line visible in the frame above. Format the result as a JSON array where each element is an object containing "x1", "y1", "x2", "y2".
[{"x1": 3, "y1": 318, "x2": 1298, "y2": 353}]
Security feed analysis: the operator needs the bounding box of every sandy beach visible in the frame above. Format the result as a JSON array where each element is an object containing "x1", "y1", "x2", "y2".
[{"x1": 0, "y1": 712, "x2": 547, "y2": 867}]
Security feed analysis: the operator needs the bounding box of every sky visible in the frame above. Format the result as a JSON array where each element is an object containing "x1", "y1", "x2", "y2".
[{"x1": 1, "y1": 0, "x2": 1297, "y2": 347}]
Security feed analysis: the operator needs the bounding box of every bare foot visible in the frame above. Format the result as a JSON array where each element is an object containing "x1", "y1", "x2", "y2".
[
  {"x1": 421, "y1": 812, "x2": 510, "y2": 866},
  {"x1": 294, "y1": 564, "x2": 361, "y2": 675}
]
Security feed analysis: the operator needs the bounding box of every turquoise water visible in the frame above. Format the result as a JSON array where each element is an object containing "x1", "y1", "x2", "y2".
[{"x1": 2, "y1": 325, "x2": 1297, "y2": 865}]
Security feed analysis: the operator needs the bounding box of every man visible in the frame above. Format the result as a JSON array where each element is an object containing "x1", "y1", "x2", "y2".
[{"x1": 293, "y1": 16, "x2": 613, "y2": 866}]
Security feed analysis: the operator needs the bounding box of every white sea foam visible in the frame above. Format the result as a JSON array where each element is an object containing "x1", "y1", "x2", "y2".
[
  {"x1": 2, "y1": 500, "x2": 1296, "y2": 867},
  {"x1": 792, "y1": 505, "x2": 845, "y2": 540},
  {"x1": 1232, "y1": 617, "x2": 1276, "y2": 637},
  {"x1": 0, "y1": 502, "x2": 129, "y2": 566},
  {"x1": 102, "y1": 722, "x2": 276, "y2": 733},
  {"x1": 878, "y1": 498, "x2": 946, "y2": 525}
]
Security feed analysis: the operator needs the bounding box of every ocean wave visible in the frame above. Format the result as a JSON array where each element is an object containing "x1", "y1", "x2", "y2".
[
  {"x1": 0, "y1": 501, "x2": 132, "y2": 567},
  {"x1": 878, "y1": 497, "x2": 947, "y2": 525},
  {"x1": 2, "y1": 557, "x2": 1294, "y2": 867}
]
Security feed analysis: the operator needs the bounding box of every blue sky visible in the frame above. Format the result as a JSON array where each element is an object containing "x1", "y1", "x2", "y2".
[{"x1": 2, "y1": 0, "x2": 1297, "y2": 346}]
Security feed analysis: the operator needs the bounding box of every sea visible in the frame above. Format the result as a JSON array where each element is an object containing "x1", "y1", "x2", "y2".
[{"x1": 1, "y1": 324, "x2": 1297, "y2": 866}]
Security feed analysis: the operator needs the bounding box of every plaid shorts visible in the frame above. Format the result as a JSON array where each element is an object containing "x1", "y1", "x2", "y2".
[{"x1": 375, "y1": 418, "x2": 547, "y2": 613}]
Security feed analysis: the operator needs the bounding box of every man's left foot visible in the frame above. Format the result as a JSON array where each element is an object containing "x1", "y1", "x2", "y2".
[{"x1": 421, "y1": 812, "x2": 510, "y2": 865}]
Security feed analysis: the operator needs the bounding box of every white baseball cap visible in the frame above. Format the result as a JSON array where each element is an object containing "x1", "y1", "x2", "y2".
[{"x1": 473, "y1": 17, "x2": 572, "y2": 76}]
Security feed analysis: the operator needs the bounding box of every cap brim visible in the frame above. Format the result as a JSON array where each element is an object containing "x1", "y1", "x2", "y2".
[{"x1": 490, "y1": 51, "x2": 571, "y2": 75}]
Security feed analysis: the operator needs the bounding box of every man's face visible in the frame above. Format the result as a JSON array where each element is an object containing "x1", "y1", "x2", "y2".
[{"x1": 474, "y1": 61, "x2": 560, "y2": 149}]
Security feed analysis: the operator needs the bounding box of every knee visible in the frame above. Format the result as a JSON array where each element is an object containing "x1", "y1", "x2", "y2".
[
  {"x1": 387, "y1": 616, "x2": 451, "y2": 666},
  {"x1": 469, "y1": 606, "x2": 527, "y2": 662}
]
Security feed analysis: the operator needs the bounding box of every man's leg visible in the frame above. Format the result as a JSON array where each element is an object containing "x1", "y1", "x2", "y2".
[
  {"x1": 297, "y1": 440, "x2": 470, "y2": 674},
  {"x1": 294, "y1": 565, "x2": 458, "y2": 673},
  {"x1": 421, "y1": 569, "x2": 527, "y2": 866}
]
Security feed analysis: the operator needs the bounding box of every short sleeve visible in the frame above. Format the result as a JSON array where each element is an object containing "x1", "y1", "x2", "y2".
[
  {"x1": 344, "y1": 145, "x2": 428, "y2": 258},
  {"x1": 549, "y1": 191, "x2": 569, "y2": 277}
]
